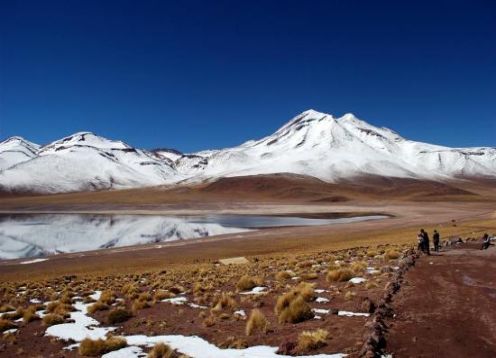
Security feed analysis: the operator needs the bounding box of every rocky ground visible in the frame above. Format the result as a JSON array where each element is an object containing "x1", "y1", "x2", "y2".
[{"x1": 0, "y1": 244, "x2": 413, "y2": 357}]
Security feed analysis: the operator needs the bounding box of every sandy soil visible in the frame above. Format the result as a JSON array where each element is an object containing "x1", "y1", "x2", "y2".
[{"x1": 386, "y1": 244, "x2": 496, "y2": 357}]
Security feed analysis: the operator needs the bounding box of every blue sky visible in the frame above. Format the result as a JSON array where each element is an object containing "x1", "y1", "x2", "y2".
[{"x1": 0, "y1": 0, "x2": 494, "y2": 152}]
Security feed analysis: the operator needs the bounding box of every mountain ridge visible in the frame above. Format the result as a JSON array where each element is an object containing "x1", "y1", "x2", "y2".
[{"x1": 1, "y1": 109, "x2": 495, "y2": 193}]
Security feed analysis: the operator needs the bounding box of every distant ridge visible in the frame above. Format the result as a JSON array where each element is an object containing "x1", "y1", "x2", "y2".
[{"x1": 1, "y1": 109, "x2": 495, "y2": 193}]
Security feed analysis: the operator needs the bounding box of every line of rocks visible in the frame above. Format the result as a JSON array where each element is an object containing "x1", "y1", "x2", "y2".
[{"x1": 359, "y1": 248, "x2": 420, "y2": 358}]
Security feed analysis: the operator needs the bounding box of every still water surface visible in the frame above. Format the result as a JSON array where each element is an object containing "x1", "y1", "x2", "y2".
[{"x1": 0, "y1": 213, "x2": 387, "y2": 260}]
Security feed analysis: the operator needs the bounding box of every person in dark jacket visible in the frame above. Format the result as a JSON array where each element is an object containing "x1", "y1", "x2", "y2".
[
  {"x1": 420, "y1": 229, "x2": 430, "y2": 255},
  {"x1": 481, "y1": 233, "x2": 492, "y2": 250},
  {"x1": 433, "y1": 230, "x2": 440, "y2": 252}
]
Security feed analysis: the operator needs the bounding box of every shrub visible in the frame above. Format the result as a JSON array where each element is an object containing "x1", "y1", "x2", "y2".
[
  {"x1": 301, "y1": 272, "x2": 319, "y2": 280},
  {"x1": 212, "y1": 293, "x2": 237, "y2": 312},
  {"x1": 22, "y1": 305, "x2": 40, "y2": 323},
  {"x1": 108, "y1": 308, "x2": 132, "y2": 324},
  {"x1": 132, "y1": 299, "x2": 150, "y2": 313},
  {"x1": 0, "y1": 304, "x2": 15, "y2": 313},
  {"x1": 98, "y1": 290, "x2": 115, "y2": 305},
  {"x1": 46, "y1": 301, "x2": 72, "y2": 316},
  {"x1": 276, "y1": 294, "x2": 314, "y2": 323},
  {"x1": 0, "y1": 318, "x2": 16, "y2": 332},
  {"x1": 326, "y1": 268, "x2": 354, "y2": 282},
  {"x1": 147, "y1": 342, "x2": 175, "y2": 358},
  {"x1": 219, "y1": 336, "x2": 248, "y2": 349},
  {"x1": 297, "y1": 329, "x2": 328, "y2": 351},
  {"x1": 87, "y1": 301, "x2": 109, "y2": 314},
  {"x1": 365, "y1": 282, "x2": 378, "y2": 289},
  {"x1": 384, "y1": 249, "x2": 400, "y2": 260},
  {"x1": 275, "y1": 270, "x2": 294, "y2": 281},
  {"x1": 350, "y1": 261, "x2": 367, "y2": 275},
  {"x1": 79, "y1": 336, "x2": 127, "y2": 356},
  {"x1": 366, "y1": 249, "x2": 378, "y2": 258},
  {"x1": 236, "y1": 275, "x2": 262, "y2": 291},
  {"x1": 245, "y1": 309, "x2": 268, "y2": 336},
  {"x1": 42, "y1": 313, "x2": 65, "y2": 326},
  {"x1": 292, "y1": 282, "x2": 315, "y2": 301}
]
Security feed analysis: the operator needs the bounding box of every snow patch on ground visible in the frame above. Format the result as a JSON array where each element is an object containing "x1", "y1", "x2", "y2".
[
  {"x1": 338, "y1": 311, "x2": 370, "y2": 317},
  {"x1": 19, "y1": 258, "x2": 48, "y2": 265},
  {"x1": 349, "y1": 277, "x2": 366, "y2": 284},
  {"x1": 162, "y1": 296, "x2": 188, "y2": 305},
  {"x1": 316, "y1": 297, "x2": 330, "y2": 303},
  {"x1": 240, "y1": 286, "x2": 267, "y2": 295},
  {"x1": 45, "y1": 299, "x2": 115, "y2": 343},
  {"x1": 124, "y1": 334, "x2": 346, "y2": 358}
]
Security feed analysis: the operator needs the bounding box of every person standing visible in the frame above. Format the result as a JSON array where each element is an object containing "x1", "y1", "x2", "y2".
[
  {"x1": 433, "y1": 230, "x2": 440, "y2": 252},
  {"x1": 420, "y1": 229, "x2": 430, "y2": 255},
  {"x1": 417, "y1": 232, "x2": 425, "y2": 252},
  {"x1": 481, "y1": 233, "x2": 491, "y2": 250}
]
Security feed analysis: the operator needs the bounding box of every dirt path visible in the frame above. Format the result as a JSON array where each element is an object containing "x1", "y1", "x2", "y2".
[{"x1": 386, "y1": 244, "x2": 496, "y2": 357}]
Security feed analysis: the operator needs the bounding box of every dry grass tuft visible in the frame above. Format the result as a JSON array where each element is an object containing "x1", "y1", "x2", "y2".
[
  {"x1": 275, "y1": 293, "x2": 314, "y2": 323},
  {"x1": 326, "y1": 268, "x2": 354, "y2": 282},
  {"x1": 219, "y1": 336, "x2": 248, "y2": 349},
  {"x1": 275, "y1": 270, "x2": 295, "y2": 281},
  {"x1": 292, "y1": 282, "x2": 315, "y2": 301},
  {"x1": 384, "y1": 249, "x2": 400, "y2": 260},
  {"x1": 350, "y1": 261, "x2": 367, "y2": 275},
  {"x1": 22, "y1": 305, "x2": 40, "y2": 323},
  {"x1": 79, "y1": 336, "x2": 127, "y2": 356},
  {"x1": 245, "y1": 309, "x2": 268, "y2": 336},
  {"x1": 87, "y1": 301, "x2": 109, "y2": 314},
  {"x1": 297, "y1": 329, "x2": 328, "y2": 351},
  {"x1": 147, "y1": 342, "x2": 175, "y2": 358},
  {"x1": 108, "y1": 308, "x2": 132, "y2": 324},
  {"x1": 0, "y1": 318, "x2": 16, "y2": 332},
  {"x1": 236, "y1": 275, "x2": 263, "y2": 291},
  {"x1": 212, "y1": 293, "x2": 237, "y2": 312},
  {"x1": 42, "y1": 313, "x2": 65, "y2": 326}
]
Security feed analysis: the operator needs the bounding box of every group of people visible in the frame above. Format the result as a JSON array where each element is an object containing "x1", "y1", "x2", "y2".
[
  {"x1": 417, "y1": 228, "x2": 441, "y2": 255},
  {"x1": 417, "y1": 229, "x2": 493, "y2": 253}
]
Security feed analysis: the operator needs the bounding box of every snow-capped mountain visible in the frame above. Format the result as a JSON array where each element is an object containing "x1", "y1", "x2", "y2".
[
  {"x1": 0, "y1": 110, "x2": 495, "y2": 193},
  {"x1": 0, "y1": 136, "x2": 40, "y2": 171},
  {"x1": 172, "y1": 110, "x2": 496, "y2": 182},
  {"x1": 0, "y1": 132, "x2": 177, "y2": 193}
]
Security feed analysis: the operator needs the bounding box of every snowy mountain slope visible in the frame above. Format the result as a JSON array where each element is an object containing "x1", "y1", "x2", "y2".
[
  {"x1": 0, "y1": 110, "x2": 495, "y2": 193},
  {"x1": 173, "y1": 110, "x2": 496, "y2": 182},
  {"x1": 0, "y1": 132, "x2": 178, "y2": 193},
  {"x1": 0, "y1": 136, "x2": 40, "y2": 171}
]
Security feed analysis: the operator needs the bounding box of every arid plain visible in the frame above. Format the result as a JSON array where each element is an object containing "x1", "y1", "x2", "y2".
[{"x1": 1, "y1": 174, "x2": 495, "y2": 357}]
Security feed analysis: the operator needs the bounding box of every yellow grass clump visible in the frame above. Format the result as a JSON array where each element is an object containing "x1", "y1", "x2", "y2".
[
  {"x1": 78, "y1": 336, "x2": 127, "y2": 356},
  {"x1": 42, "y1": 313, "x2": 65, "y2": 326},
  {"x1": 108, "y1": 307, "x2": 132, "y2": 324},
  {"x1": 297, "y1": 329, "x2": 329, "y2": 351},
  {"x1": 275, "y1": 293, "x2": 313, "y2": 323},
  {"x1": 22, "y1": 305, "x2": 40, "y2": 323},
  {"x1": 326, "y1": 268, "x2": 354, "y2": 282},
  {"x1": 0, "y1": 318, "x2": 16, "y2": 332},
  {"x1": 350, "y1": 261, "x2": 367, "y2": 275},
  {"x1": 212, "y1": 292, "x2": 237, "y2": 312},
  {"x1": 384, "y1": 249, "x2": 401, "y2": 260},
  {"x1": 275, "y1": 270, "x2": 296, "y2": 281},
  {"x1": 236, "y1": 275, "x2": 263, "y2": 291},
  {"x1": 147, "y1": 342, "x2": 175, "y2": 358},
  {"x1": 245, "y1": 309, "x2": 269, "y2": 336}
]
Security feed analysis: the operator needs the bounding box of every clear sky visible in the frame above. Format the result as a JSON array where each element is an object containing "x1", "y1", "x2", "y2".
[{"x1": 0, "y1": 0, "x2": 495, "y2": 152}]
